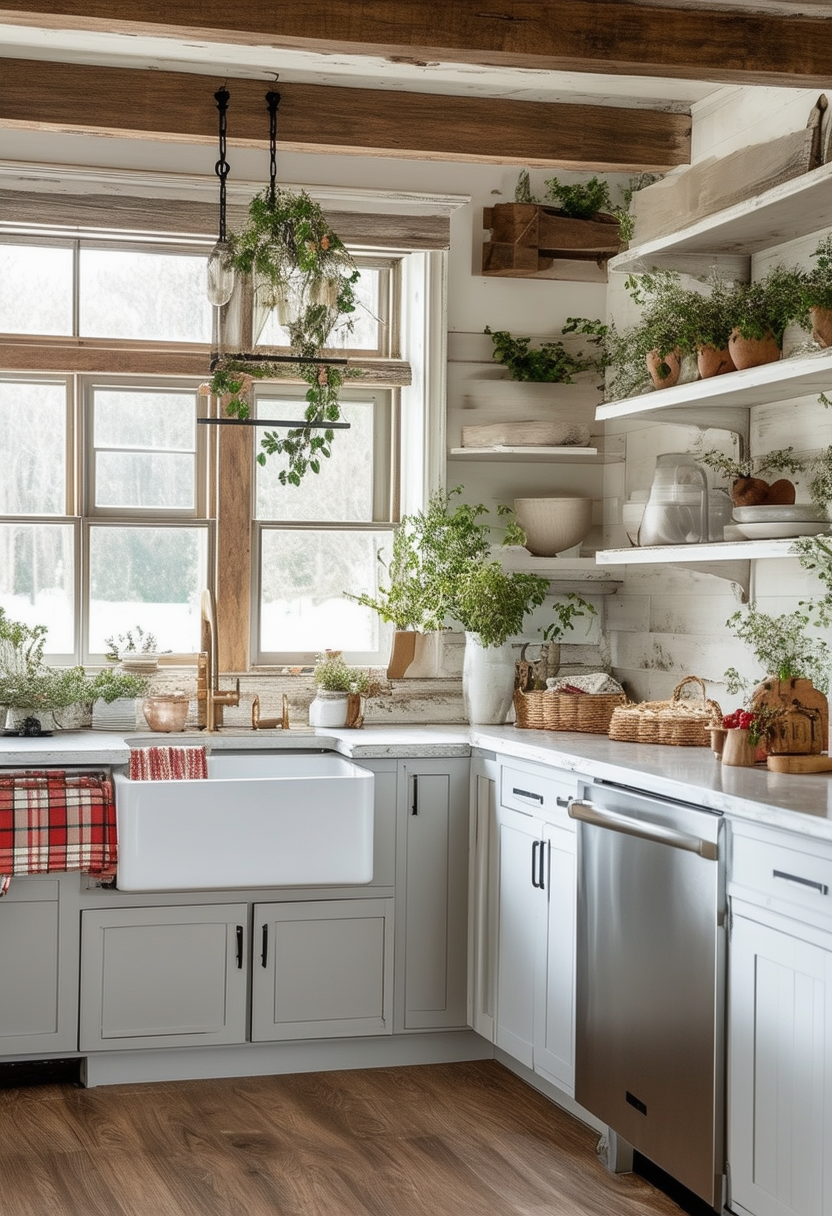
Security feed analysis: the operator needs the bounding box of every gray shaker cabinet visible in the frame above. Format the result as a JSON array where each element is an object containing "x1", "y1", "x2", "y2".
[
  {"x1": 0, "y1": 874, "x2": 78, "y2": 1055},
  {"x1": 395, "y1": 758, "x2": 470, "y2": 1032},
  {"x1": 79, "y1": 903, "x2": 248, "y2": 1051}
]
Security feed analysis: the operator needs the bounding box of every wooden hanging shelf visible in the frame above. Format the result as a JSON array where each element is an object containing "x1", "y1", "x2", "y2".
[{"x1": 481, "y1": 203, "x2": 621, "y2": 282}]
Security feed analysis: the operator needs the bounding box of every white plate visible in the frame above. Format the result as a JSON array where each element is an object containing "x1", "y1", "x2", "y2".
[
  {"x1": 733, "y1": 521, "x2": 830, "y2": 540},
  {"x1": 732, "y1": 504, "x2": 828, "y2": 524}
]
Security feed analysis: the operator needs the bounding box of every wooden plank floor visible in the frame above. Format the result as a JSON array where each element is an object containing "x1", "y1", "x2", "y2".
[{"x1": 0, "y1": 1060, "x2": 690, "y2": 1216}]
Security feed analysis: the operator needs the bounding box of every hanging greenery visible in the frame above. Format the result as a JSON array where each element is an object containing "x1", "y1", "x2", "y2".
[{"x1": 204, "y1": 188, "x2": 362, "y2": 486}]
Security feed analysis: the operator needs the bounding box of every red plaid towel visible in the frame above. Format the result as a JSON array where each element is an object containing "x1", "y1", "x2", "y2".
[
  {"x1": 129, "y1": 746, "x2": 208, "y2": 781},
  {"x1": 0, "y1": 770, "x2": 117, "y2": 896}
]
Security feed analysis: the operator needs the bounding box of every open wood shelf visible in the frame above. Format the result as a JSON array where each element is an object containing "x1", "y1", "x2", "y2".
[
  {"x1": 595, "y1": 539, "x2": 806, "y2": 564},
  {"x1": 610, "y1": 161, "x2": 832, "y2": 273}
]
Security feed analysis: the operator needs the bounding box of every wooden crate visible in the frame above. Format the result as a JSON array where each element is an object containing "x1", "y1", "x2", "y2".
[{"x1": 482, "y1": 203, "x2": 621, "y2": 280}]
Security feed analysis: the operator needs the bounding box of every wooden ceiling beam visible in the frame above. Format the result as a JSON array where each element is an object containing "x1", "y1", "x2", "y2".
[
  {"x1": 1, "y1": 0, "x2": 832, "y2": 87},
  {"x1": 0, "y1": 59, "x2": 691, "y2": 170}
]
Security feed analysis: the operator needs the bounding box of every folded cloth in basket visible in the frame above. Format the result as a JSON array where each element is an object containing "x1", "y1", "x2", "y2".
[
  {"x1": 129, "y1": 746, "x2": 208, "y2": 781},
  {"x1": 546, "y1": 672, "x2": 625, "y2": 695},
  {"x1": 0, "y1": 770, "x2": 116, "y2": 896}
]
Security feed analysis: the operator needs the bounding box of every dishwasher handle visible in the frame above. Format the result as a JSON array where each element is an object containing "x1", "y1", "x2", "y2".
[{"x1": 568, "y1": 798, "x2": 718, "y2": 861}]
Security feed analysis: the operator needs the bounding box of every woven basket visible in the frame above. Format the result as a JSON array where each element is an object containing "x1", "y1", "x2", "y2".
[
  {"x1": 514, "y1": 688, "x2": 627, "y2": 734},
  {"x1": 607, "y1": 675, "x2": 722, "y2": 747}
]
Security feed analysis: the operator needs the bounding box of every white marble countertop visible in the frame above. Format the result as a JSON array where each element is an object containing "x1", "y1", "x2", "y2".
[{"x1": 2, "y1": 723, "x2": 832, "y2": 843}]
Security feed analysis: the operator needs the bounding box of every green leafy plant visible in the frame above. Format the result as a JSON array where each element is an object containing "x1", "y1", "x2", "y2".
[
  {"x1": 802, "y1": 234, "x2": 832, "y2": 313},
  {"x1": 89, "y1": 667, "x2": 150, "y2": 703},
  {"x1": 615, "y1": 172, "x2": 662, "y2": 244},
  {"x1": 484, "y1": 325, "x2": 601, "y2": 383},
  {"x1": 723, "y1": 605, "x2": 832, "y2": 697},
  {"x1": 729, "y1": 264, "x2": 806, "y2": 344},
  {"x1": 541, "y1": 593, "x2": 597, "y2": 641},
  {"x1": 205, "y1": 187, "x2": 362, "y2": 486},
  {"x1": 543, "y1": 175, "x2": 615, "y2": 219},
  {"x1": 452, "y1": 563, "x2": 549, "y2": 649},
  {"x1": 313, "y1": 650, "x2": 369, "y2": 694},
  {"x1": 0, "y1": 611, "x2": 90, "y2": 715},
  {"x1": 348, "y1": 488, "x2": 549, "y2": 647},
  {"x1": 514, "y1": 169, "x2": 534, "y2": 204},
  {"x1": 697, "y1": 447, "x2": 805, "y2": 484}
]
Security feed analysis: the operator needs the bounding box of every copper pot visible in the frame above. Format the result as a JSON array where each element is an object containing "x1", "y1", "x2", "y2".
[{"x1": 142, "y1": 693, "x2": 189, "y2": 733}]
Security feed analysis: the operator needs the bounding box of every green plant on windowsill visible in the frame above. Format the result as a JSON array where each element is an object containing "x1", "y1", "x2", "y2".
[
  {"x1": 313, "y1": 650, "x2": 370, "y2": 695},
  {"x1": 89, "y1": 667, "x2": 151, "y2": 704},
  {"x1": 104, "y1": 625, "x2": 159, "y2": 664}
]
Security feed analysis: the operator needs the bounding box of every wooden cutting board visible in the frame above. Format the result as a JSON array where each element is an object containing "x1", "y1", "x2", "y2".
[{"x1": 766, "y1": 755, "x2": 832, "y2": 774}]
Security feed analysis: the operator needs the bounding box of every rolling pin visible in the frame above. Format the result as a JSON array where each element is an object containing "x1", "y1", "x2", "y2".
[{"x1": 766, "y1": 755, "x2": 832, "y2": 774}]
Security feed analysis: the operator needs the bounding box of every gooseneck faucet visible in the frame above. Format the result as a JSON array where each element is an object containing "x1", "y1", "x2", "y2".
[{"x1": 199, "y1": 588, "x2": 240, "y2": 731}]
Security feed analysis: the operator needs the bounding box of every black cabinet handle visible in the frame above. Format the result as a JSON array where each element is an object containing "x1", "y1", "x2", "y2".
[
  {"x1": 513, "y1": 786, "x2": 544, "y2": 804},
  {"x1": 531, "y1": 840, "x2": 540, "y2": 888},
  {"x1": 539, "y1": 839, "x2": 546, "y2": 890},
  {"x1": 235, "y1": 925, "x2": 244, "y2": 969},
  {"x1": 556, "y1": 797, "x2": 569, "y2": 807},
  {"x1": 261, "y1": 923, "x2": 269, "y2": 967},
  {"x1": 412, "y1": 775, "x2": 419, "y2": 815}
]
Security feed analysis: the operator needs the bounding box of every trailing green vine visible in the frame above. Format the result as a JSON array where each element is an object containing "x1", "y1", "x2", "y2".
[{"x1": 203, "y1": 188, "x2": 363, "y2": 486}]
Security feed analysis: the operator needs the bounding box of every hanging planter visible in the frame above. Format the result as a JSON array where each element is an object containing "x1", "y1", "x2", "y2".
[{"x1": 202, "y1": 90, "x2": 361, "y2": 487}]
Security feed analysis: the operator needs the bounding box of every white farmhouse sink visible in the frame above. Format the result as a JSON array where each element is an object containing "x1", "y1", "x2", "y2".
[{"x1": 113, "y1": 750, "x2": 374, "y2": 891}]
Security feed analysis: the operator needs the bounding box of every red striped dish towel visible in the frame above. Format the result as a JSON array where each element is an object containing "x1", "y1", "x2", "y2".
[
  {"x1": 0, "y1": 770, "x2": 117, "y2": 897},
  {"x1": 129, "y1": 746, "x2": 208, "y2": 781}
]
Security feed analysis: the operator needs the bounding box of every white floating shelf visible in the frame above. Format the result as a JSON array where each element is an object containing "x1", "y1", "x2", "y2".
[
  {"x1": 501, "y1": 550, "x2": 622, "y2": 592},
  {"x1": 595, "y1": 539, "x2": 804, "y2": 564},
  {"x1": 610, "y1": 161, "x2": 832, "y2": 272},
  {"x1": 595, "y1": 349, "x2": 832, "y2": 422},
  {"x1": 449, "y1": 445, "x2": 598, "y2": 460}
]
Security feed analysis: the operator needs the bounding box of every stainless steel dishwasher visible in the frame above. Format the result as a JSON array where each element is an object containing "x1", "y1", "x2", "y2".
[{"x1": 569, "y1": 780, "x2": 726, "y2": 1210}]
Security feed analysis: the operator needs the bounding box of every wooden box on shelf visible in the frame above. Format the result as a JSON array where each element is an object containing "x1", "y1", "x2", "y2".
[{"x1": 482, "y1": 203, "x2": 621, "y2": 280}]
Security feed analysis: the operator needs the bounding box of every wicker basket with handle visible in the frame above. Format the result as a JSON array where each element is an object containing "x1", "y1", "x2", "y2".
[
  {"x1": 514, "y1": 688, "x2": 627, "y2": 734},
  {"x1": 607, "y1": 675, "x2": 722, "y2": 747}
]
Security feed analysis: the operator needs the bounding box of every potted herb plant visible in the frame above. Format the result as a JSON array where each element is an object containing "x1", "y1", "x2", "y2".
[
  {"x1": 0, "y1": 612, "x2": 89, "y2": 732},
  {"x1": 697, "y1": 446, "x2": 804, "y2": 507},
  {"x1": 801, "y1": 233, "x2": 832, "y2": 348},
  {"x1": 105, "y1": 625, "x2": 160, "y2": 672},
  {"x1": 727, "y1": 264, "x2": 806, "y2": 369},
  {"x1": 483, "y1": 325, "x2": 601, "y2": 384},
  {"x1": 724, "y1": 604, "x2": 830, "y2": 753},
  {"x1": 308, "y1": 650, "x2": 371, "y2": 728}
]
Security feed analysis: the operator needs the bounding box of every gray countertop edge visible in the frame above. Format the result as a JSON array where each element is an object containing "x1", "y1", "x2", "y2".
[{"x1": 2, "y1": 724, "x2": 832, "y2": 842}]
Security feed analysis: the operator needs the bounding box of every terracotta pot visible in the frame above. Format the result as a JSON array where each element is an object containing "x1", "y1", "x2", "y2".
[
  {"x1": 696, "y1": 344, "x2": 736, "y2": 379},
  {"x1": 645, "y1": 347, "x2": 682, "y2": 390},
  {"x1": 728, "y1": 328, "x2": 781, "y2": 370},
  {"x1": 752, "y1": 676, "x2": 829, "y2": 756},
  {"x1": 721, "y1": 728, "x2": 758, "y2": 767},
  {"x1": 708, "y1": 726, "x2": 727, "y2": 757},
  {"x1": 810, "y1": 306, "x2": 832, "y2": 349}
]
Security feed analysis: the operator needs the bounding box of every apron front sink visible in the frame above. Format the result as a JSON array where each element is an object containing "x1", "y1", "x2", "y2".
[{"x1": 113, "y1": 751, "x2": 374, "y2": 891}]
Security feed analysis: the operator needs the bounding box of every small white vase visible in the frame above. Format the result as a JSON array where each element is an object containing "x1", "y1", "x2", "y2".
[
  {"x1": 462, "y1": 633, "x2": 516, "y2": 725},
  {"x1": 308, "y1": 690, "x2": 350, "y2": 728}
]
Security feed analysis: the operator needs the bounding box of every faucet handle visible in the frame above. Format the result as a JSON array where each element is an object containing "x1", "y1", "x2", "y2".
[{"x1": 214, "y1": 677, "x2": 240, "y2": 709}]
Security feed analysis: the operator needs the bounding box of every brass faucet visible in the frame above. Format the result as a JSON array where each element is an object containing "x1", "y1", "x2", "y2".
[
  {"x1": 198, "y1": 588, "x2": 240, "y2": 731},
  {"x1": 251, "y1": 694, "x2": 290, "y2": 731}
]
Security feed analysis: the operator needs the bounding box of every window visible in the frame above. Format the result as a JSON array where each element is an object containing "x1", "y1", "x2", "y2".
[
  {"x1": 0, "y1": 373, "x2": 209, "y2": 661},
  {"x1": 254, "y1": 386, "x2": 397, "y2": 664},
  {"x1": 0, "y1": 226, "x2": 434, "y2": 668}
]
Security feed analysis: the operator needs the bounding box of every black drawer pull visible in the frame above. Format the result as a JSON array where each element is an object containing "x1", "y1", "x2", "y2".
[
  {"x1": 235, "y1": 925, "x2": 244, "y2": 969},
  {"x1": 261, "y1": 923, "x2": 269, "y2": 967},
  {"x1": 773, "y1": 869, "x2": 829, "y2": 896},
  {"x1": 513, "y1": 787, "x2": 544, "y2": 804},
  {"x1": 556, "y1": 796, "x2": 569, "y2": 807}
]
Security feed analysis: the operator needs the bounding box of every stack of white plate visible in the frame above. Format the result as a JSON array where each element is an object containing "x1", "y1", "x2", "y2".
[{"x1": 732, "y1": 504, "x2": 830, "y2": 540}]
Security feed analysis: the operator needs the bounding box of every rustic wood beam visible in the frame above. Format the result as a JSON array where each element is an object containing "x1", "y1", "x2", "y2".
[
  {"x1": 0, "y1": 58, "x2": 690, "y2": 171},
  {"x1": 1, "y1": 1, "x2": 831, "y2": 87}
]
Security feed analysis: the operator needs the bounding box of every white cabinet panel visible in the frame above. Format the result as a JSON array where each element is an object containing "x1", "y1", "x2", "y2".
[
  {"x1": 729, "y1": 909, "x2": 832, "y2": 1216},
  {"x1": 535, "y1": 823, "x2": 577, "y2": 1090},
  {"x1": 251, "y1": 898, "x2": 394, "y2": 1041},
  {"x1": 468, "y1": 756, "x2": 499, "y2": 1041},
  {"x1": 80, "y1": 904, "x2": 248, "y2": 1051}
]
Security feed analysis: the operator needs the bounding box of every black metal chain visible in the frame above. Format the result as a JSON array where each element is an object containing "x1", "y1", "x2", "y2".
[
  {"x1": 214, "y1": 88, "x2": 231, "y2": 241},
  {"x1": 265, "y1": 90, "x2": 281, "y2": 204}
]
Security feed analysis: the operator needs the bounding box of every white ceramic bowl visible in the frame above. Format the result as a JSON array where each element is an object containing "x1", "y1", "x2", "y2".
[{"x1": 514, "y1": 496, "x2": 593, "y2": 557}]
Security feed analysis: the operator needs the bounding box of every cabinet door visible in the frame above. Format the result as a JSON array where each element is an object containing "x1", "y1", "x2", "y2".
[
  {"x1": 251, "y1": 898, "x2": 394, "y2": 1041},
  {"x1": 534, "y1": 821, "x2": 577, "y2": 1094},
  {"x1": 729, "y1": 911, "x2": 832, "y2": 1216},
  {"x1": 398, "y1": 759, "x2": 469, "y2": 1031},
  {"x1": 79, "y1": 904, "x2": 248, "y2": 1051},
  {"x1": 495, "y1": 806, "x2": 542, "y2": 1068},
  {"x1": 0, "y1": 876, "x2": 77, "y2": 1054},
  {"x1": 468, "y1": 756, "x2": 499, "y2": 1041}
]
